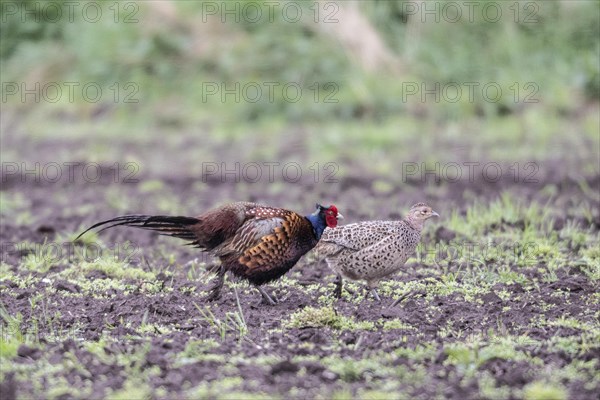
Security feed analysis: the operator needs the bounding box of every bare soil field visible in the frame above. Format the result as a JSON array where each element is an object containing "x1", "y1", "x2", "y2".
[{"x1": 1, "y1": 137, "x2": 599, "y2": 399}]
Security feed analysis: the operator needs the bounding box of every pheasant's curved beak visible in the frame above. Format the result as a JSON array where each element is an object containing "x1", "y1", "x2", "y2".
[
  {"x1": 336, "y1": 213, "x2": 344, "y2": 220},
  {"x1": 431, "y1": 211, "x2": 440, "y2": 218}
]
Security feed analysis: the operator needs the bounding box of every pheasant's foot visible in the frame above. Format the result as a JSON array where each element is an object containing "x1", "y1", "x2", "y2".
[
  {"x1": 256, "y1": 286, "x2": 278, "y2": 306},
  {"x1": 205, "y1": 266, "x2": 225, "y2": 302},
  {"x1": 333, "y1": 274, "x2": 343, "y2": 299},
  {"x1": 371, "y1": 289, "x2": 381, "y2": 302},
  {"x1": 205, "y1": 289, "x2": 222, "y2": 302}
]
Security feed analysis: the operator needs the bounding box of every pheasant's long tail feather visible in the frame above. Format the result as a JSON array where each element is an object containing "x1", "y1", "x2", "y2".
[{"x1": 75, "y1": 214, "x2": 200, "y2": 243}]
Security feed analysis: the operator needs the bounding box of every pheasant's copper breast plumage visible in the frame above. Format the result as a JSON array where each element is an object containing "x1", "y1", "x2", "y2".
[
  {"x1": 77, "y1": 201, "x2": 342, "y2": 304},
  {"x1": 316, "y1": 203, "x2": 438, "y2": 300}
]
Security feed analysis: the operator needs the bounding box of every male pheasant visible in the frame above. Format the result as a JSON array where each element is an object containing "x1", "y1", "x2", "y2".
[
  {"x1": 76, "y1": 202, "x2": 343, "y2": 304},
  {"x1": 315, "y1": 202, "x2": 438, "y2": 301}
]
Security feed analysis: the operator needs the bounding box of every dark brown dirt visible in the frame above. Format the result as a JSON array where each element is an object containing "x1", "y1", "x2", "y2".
[{"x1": 1, "y1": 146, "x2": 599, "y2": 399}]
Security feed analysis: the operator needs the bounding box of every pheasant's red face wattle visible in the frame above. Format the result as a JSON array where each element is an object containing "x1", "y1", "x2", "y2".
[{"x1": 325, "y1": 205, "x2": 339, "y2": 228}]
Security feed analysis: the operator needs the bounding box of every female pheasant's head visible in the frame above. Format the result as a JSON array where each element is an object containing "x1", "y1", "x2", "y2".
[
  {"x1": 308, "y1": 203, "x2": 343, "y2": 238},
  {"x1": 406, "y1": 202, "x2": 439, "y2": 230}
]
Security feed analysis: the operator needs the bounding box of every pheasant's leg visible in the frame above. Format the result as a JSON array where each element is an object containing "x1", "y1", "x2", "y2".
[
  {"x1": 370, "y1": 289, "x2": 381, "y2": 302},
  {"x1": 256, "y1": 286, "x2": 277, "y2": 306},
  {"x1": 366, "y1": 281, "x2": 381, "y2": 302},
  {"x1": 205, "y1": 266, "x2": 225, "y2": 301},
  {"x1": 334, "y1": 274, "x2": 343, "y2": 298}
]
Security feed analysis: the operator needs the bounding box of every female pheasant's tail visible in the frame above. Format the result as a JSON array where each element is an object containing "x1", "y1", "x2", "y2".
[{"x1": 75, "y1": 214, "x2": 201, "y2": 244}]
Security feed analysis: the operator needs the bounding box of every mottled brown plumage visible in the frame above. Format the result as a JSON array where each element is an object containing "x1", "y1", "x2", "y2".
[
  {"x1": 76, "y1": 202, "x2": 342, "y2": 304},
  {"x1": 316, "y1": 203, "x2": 438, "y2": 301}
]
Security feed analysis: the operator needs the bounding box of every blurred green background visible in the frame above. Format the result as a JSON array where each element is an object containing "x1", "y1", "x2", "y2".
[{"x1": 1, "y1": 0, "x2": 599, "y2": 187}]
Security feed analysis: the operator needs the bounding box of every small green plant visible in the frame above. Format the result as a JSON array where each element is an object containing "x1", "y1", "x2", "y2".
[
  {"x1": 444, "y1": 339, "x2": 525, "y2": 376},
  {"x1": 522, "y1": 381, "x2": 567, "y2": 400},
  {"x1": 70, "y1": 228, "x2": 100, "y2": 247},
  {"x1": 20, "y1": 239, "x2": 59, "y2": 273},
  {"x1": 76, "y1": 258, "x2": 155, "y2": 281},
  {"x1": 382, "y1": 319, "x2": 415, "y2": 331},
  {"x1": 108, "y1": 378, "x2": 152, "y2": 400},
  {"x1": 285, "y1": 306, "x2": 374, "y2": 331},
  {"x1": 324, "y1": 357, "x2": 388, "y2": 383},
  {"x1": 0, "y1": 304, "x2": 24, "y2": 358},
  {"x1": 195, "y1": 289, "x2": 248, "y2": 341}
]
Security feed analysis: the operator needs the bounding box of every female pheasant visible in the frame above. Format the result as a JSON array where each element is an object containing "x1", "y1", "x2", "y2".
[
  {"x1": 315, "y1": 203, "x2": 438, "y2": 301},
  {"x1": 76, "y1": 202, "x2": 342, "y2": 304}
]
